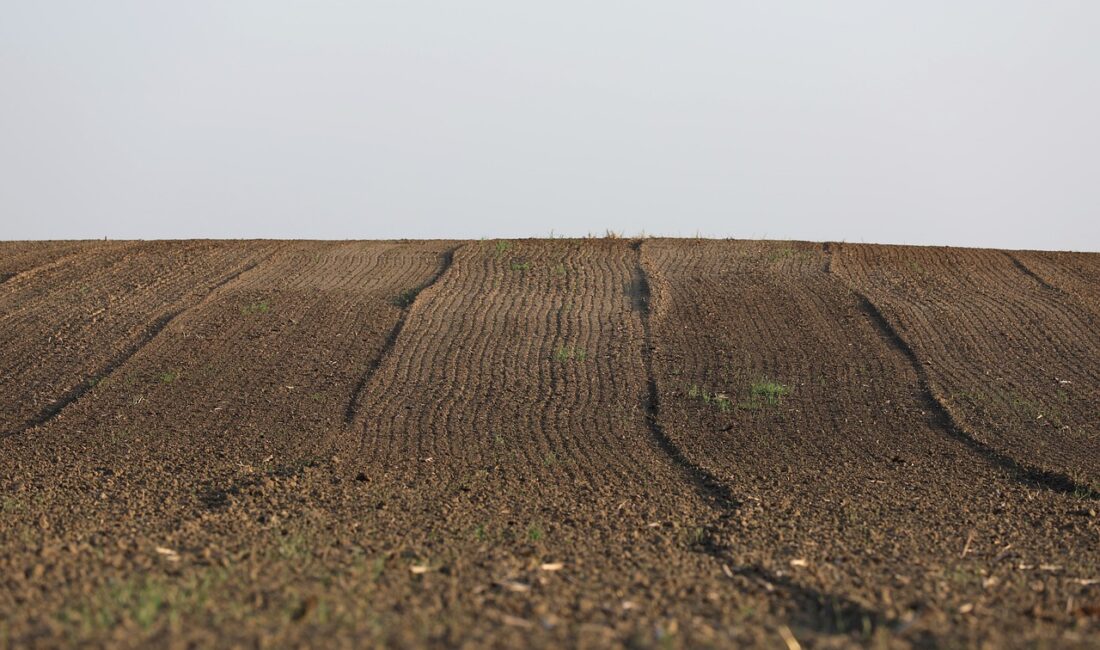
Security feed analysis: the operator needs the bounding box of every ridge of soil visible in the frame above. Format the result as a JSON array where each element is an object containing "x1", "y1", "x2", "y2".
[
  {"x1": 829, "y1": 243, "x2": 1100, "y2": 491},
  {"x1": 0, "y1": 239, "x2": 1097, "y2": 649}
]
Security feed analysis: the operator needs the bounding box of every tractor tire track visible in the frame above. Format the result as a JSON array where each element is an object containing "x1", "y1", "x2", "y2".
[
  {"x1": 1004, "y1": 251, "x2": 1060, "y2": 293},
  {"x1": 849, "y1": 281, "x2": 1096, "y2": 498},
  {"x1": 46, "y1": 241, "x2": 452, "y2": 465},
  {"x1": 631, "y1": 241, "x2": 739, "y2": 511},
  {"x1": 830, "y1": 243, "x2": 1100, "y2": 491},
  {"x1": 633, "y1": 240, "x2": 899, "y2": 641},
  {"x1": 343, "y1": 246, "x2": 457, "y2": 425},
  {"x1": 825, "y1": 244, "x2": 1096, "y2": 497},
  {"x1": 2, "y1": 250, "x2": 276, "y2": 438},
  {"x1": 0, "y1": 240, "x2": 110, "y2": 290},
  {"x1": 1011, "y1": 249, "x2": 1100, "y2": 318},
  {"x1": 0, "y1": 241, "x2": 272, "y2": 434},
  {"x1": 639, "y1": 238, "x2": 1100, "y2": 646}
]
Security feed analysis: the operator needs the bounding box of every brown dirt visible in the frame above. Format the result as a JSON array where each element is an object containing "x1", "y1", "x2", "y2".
[
  {"x1": 642, "y1": 239, "x2": 1098, "y2": 648},
  {"x1": 830, "y1": 244, "x2": 1100, "y2": 492},
  {"x1": 0, "y1": 241, "x2": 111, "y2": 283},
  {"x1": 1012, "y1": 250, "x2": 1100, "y2": 316},
  {"x1": 0, "y1": 241, "x2": 277, "y2": 436},
  {"x1": 0, "y1": 239, "x2": 1097, "y2": 649}
]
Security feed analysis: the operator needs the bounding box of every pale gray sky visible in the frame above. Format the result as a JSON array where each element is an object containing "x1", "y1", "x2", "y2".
[{"x1": 1, "y1": 2, "x2": 1098, "y2": 250}]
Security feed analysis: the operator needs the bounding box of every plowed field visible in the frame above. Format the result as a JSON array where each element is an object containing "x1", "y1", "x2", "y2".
[{"x1": 1, "y1": 240, "x2": 1097, "y2": 649}]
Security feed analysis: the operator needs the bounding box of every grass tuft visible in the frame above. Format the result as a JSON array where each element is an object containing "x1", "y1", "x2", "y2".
[
  {"x1": 240, "y1": 300, "x2": 270, "y2": 315},
  {"x1": 738, "y1": 379, "x2": 790, "y2": 410},
  {"x1": 686, "y1": 385, "x2": 732, "y2": 412},
  {"x1": 553, "y1": 346, "x2": 587, "y2": 362}
]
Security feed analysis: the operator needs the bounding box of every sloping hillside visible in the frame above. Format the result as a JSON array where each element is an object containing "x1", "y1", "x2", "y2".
[{"x1": 1, "y1": 239, "x2": 1097, "y2": 648}]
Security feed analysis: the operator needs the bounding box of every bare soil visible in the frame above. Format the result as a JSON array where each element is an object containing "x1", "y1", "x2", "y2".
[{"x1": 0, "y1": 239, "x2": 1097, "y2": 648}]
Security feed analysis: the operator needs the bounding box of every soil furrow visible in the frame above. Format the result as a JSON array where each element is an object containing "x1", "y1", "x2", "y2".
[
  {"x1": 1, "y1": 239, "x2": 1097, "y2": 649},
  {"x1": 641, "y1": 238, "x2": 1100, "y2": 648},
  {"x1": 1004, "y1": 251, "x2": 1060, "y2": 293},
  {"x1": 343, "y1": 246, "x2": 457, "y2": 424},
  {"x1": 0, "y1": 242, "x2": 273, "y2": 433},
  {"x1": 4, "y1": 310, "x2": 179, "y2": 438},
  {"x1": 0, "y1": 240, "x2": 148, "y2": 326},
  {"x1": 0, "y1": 240, "x2": 107, "y2": 288},
  {"x1": 631, "y1": 241, "x2": 739, "y2": 511},
  {"x1": 2, "y1": 254, "x2": 272, "y2": 438},
  {"x1": 830, "y1": 243, "x2": 1100, "y2": 490},
  {"x1": 825, "y1": 244, "x2": 1096, "y2": 497},
  {"x1": 849, "y1": 287, "x2": 1097, "y2": 498}
]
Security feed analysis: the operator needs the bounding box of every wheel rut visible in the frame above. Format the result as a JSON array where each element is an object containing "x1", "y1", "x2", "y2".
[
  {"x1": 630, "y1": 241, "x2": 739, "y2": 512},
  {"x1": 825, "y1": 245, "x2": 1097, "y2": 498},
  {"x1": 1004, "y1": 251, "x2": 1060, "y2": 293},
  {"x1": 2, "y1": 253, "x2": 275, "y2": 438},
  {"x1": 633, "y1": 239, "x2": 901, "y2": 639},
  {"x1": 7, "y1": 240, "x2": 1095, "y2": 647},
  {"x1": 0, "y1": 242, "x2": 121, "y2": 292},
  {"x1": 343, "y1": 246, "x2": 458, "y2": 425}
]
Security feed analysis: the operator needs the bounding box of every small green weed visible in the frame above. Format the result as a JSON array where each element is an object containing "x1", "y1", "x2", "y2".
[
  {"x1": 686, "y1": 385, "x2": 732, "y2": 412},
  {"x1": 553, "y1": 346, "x2": 587, "y2": 362},
  {"x1": 765, "y1": 246, "x2": 815, "y2": 263},
  {"x1": 158, "y1": 370, "x2": 178, "y2": 384},
  {"x1": 738, "y1": 379, "x2": 789, "y2": 409},
  {"x1": 369, "y1": 556, "x2": 386, "y2": 582},
  {"x1": 240, "y1": 300, "x2": 270, "y2": 315},
  {"x1": 1068, "y1": 471, "x2": 1099, "y2": 499},
  {"x1": 953, "y1": 390, "x2": 987, "y2": 405},
  {"x1": 510, "y1": 261, "x2": 531, "y2": 271},
  {"x1": 527, "y1": 525, "x2": 544, "y2": 543},
  {"x1": 751, "y1": 380, "x2": 788, "y2": 404},
  {"x1": 55, "y1": 569, "x2": 228, "y2": 636}
]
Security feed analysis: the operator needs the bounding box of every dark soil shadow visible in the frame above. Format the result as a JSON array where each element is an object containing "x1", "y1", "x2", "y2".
[{"x1": 197, "y1": 457, "x2": 326, "y2": 511}]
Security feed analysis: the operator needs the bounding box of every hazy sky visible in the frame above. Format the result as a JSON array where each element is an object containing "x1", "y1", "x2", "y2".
[{"x1": 2, "y1": 2, "x2": 1098, "y2": 250}]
